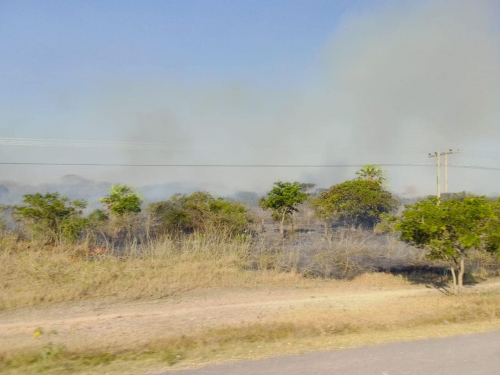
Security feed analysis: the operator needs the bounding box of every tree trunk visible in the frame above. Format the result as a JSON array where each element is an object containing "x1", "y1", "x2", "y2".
[
  {"x1": 450, "y1": 266, "x2": 457, "y2": 291},
  {"x1": 280, "y1": 213, "x2": 286, "y2": 237},
  {"x1": 458, "y1": 257, "x2": 465, "y2": 289}
]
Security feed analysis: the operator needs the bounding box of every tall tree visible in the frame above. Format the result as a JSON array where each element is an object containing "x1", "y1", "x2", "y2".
[
  {"x1": 355, "y1": 164, "x2": 387, "y2": 185},
  {"x1": 396, "y1": 197, "x2": 500, "y2": 290},
  {"x1": 260, "y1": 181, "x2": 308, "y2": 236}
]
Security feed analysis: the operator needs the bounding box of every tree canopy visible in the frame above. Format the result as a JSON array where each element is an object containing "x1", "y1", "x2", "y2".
[
  {"x1": 313, "y1": 179, "x2": 398, "y2": 228},
  {"x1": 259, "y1": 181, "x2": 308, "y2": 235},
  {"x1": 14, "y1": 193, "x2": 87, "y2": 244},
  {"x1": 355, "y1": 164, "x2": 387, "y2": 185},
  {"x1": 396, "y1": 196, "x2": 500, "y2": 289},
  {"x1": 100, "y1": 185, "x2": 142, "y2": 216},
  {"x1": 148, "y1": 192, "x2": 252, "y2": 235}
]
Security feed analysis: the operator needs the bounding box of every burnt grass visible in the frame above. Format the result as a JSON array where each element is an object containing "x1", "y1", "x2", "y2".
[{"x1": 251, "y1": 216, "x2": 493, "y2": 288}]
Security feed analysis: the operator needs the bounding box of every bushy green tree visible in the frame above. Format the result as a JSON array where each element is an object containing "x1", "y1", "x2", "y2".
[
  {"x1": 396, "y1": 197, "x2": 500, "y2": 290},
  {"x1": 313, "y1": 179, "x2": 397, "y2": 228},
  {"x1": 13, "y1": 193, "x2": 87, "y2": 244},
  {"x1": 259, "y1": 181, "x2": 308, "y2": 235},
  {"x1": 100, "y1": 185, "x2": 142, "y2": 216},
  {"x1": 148, "y1": 192, "x2": 251, "y2": 235}
]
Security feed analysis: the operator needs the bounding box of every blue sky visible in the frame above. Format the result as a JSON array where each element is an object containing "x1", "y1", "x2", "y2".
[
  {"x1": 0, "y1": 0, "x2": 371, "y2": 142},
  {"x1": 1, "y1": 0, "x2": 368, "y2": 99},
  {"x1": 1, "y1": 0, "x2": 500, "y2": 197}
]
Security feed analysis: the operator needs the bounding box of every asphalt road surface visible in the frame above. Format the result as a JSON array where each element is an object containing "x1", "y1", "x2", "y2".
[{"x1": 161, "y1": 331, "x2": 500, "y2": 375}]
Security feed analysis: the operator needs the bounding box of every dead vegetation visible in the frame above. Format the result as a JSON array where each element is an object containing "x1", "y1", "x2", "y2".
[{"x1": 1, "y1": 223, "x2": 499, "y2": 311}]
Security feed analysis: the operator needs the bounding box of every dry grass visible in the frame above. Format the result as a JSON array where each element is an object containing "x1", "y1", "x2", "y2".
[
  {"x1": 0, "y1": 235, "x2": 312, "y2": 310},
  {"x1": 1, "y1": 228, "x2": 498, "y2": 310},
  {"x1": 1, "y1": 229, "x2": 500, "y2": 374}
]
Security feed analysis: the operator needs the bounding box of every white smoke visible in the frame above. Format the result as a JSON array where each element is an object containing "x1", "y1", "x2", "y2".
[{"x1": 1, "y1": 0, "x2": 500, "y2": 196}]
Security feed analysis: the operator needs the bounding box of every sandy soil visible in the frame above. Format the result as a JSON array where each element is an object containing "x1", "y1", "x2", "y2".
[{"x1": 1, "y1": 280, "x2": 498, "y2": 355}]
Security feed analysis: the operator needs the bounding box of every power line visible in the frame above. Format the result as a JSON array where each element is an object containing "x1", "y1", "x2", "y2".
[
  {"x1": 0, "y1": 137, "x2": 437, "y2": 154},
  {"x1": 0, "y1": 162, "x2": 436, "y2": 168},
  {"x1": 449, "y1": 164, "x2": 500, "y2": 172},
  {"x1": 1, "y1": 162, "x2": 500, "y2": 172},
  {"x1": 0, "y1": 137, "x2": 189, "y2": 150}
]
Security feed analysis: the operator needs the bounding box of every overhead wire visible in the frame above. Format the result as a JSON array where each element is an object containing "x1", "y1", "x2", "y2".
[
  {"x1": 0, "y1": 137, "x2": 432, "y2": 154},
  {"x1": 1, "y1": 138, "x2": 500, "y2": 172}
]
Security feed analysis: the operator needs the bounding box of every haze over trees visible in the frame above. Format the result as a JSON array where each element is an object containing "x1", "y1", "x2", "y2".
[{"x1": 4, "y1": 164, "x2": 500, "y2": 292}]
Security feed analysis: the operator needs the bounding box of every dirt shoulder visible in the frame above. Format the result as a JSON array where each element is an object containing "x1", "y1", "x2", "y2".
[{"x1": 2, "y1": 277, "x2": 499, "y2": 356}]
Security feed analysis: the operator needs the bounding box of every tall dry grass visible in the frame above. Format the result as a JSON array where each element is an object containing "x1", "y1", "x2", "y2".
[
  {"x1": 1, "y1": 225, "x2": 499, "y2": 310},
  {"x1": 0, "y1": 234, "x2": 307, "y2": 310}
]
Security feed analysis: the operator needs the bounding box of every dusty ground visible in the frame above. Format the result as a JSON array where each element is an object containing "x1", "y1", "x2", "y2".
[{"x1": 2, "y1": 277, "x2": 499, "y2": 356}]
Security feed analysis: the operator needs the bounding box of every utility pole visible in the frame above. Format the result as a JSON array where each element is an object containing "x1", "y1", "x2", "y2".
[{"x1": 428, "y1": 149, "x2": 459, "y2": 201}]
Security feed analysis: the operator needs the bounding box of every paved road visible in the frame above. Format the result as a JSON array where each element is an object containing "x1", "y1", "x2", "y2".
[{"x1": 162, "y1": 331, "x2": 500, "y2": 375}]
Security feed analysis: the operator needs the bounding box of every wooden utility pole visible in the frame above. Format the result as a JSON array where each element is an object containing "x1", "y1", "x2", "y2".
[{"x1": 428, "y1": 149, "x2": 459, "y2": 201}]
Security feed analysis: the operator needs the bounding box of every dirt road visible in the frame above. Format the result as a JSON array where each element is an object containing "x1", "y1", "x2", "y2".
[
  {"x1": 1, "y1": 279, "x2": 499, "y2": 355},
  {"x1": 162, "y1": 331, "x2": 500, "y2": 375},
  {"x1": 0, "y1": 281, "x2": 431, "y2": 353}
]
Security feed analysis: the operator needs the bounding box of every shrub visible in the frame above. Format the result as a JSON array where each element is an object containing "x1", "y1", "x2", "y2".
[
  {"x1": 148, "y1": 192, "x2": 252, "y2": 235},
  {"x1": 13, "y1": 193, "x2": 87, "y2": 244}
]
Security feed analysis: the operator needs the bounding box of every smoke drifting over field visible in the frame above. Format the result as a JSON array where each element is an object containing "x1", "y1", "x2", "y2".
[
  {"x1": 1, "y1": 0, "x2": 500, "y2": 198},
  {"x1": 327, "y1": 0, "x2": 500, "y2": 150}
]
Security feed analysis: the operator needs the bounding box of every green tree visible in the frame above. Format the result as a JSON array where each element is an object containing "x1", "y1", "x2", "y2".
[
  {"x1": 13, "y1": 193, "x2": 87, "y2": 244},
  {"x1": 148, "y1": 192, "x2": 251, "y2": 235},
  {"x1": 259, "y1": 181, "x2": 308, "y2": 236},
  {"x1": 313, "y1": 179, "x2": 397, "y2": 228},
  {"x1": 396, "y1": 197, "x2": 500, "y2": 290},
  {"x1": 355, "y1": 164, "x2": 387, "y2": 185},
  {"x1": 100, "y1": 185, "x2": 142, "y2": 216}
]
